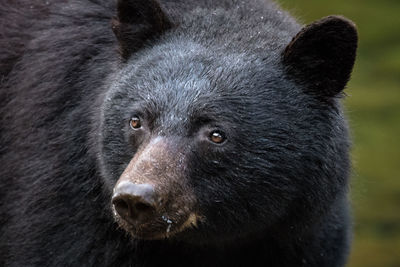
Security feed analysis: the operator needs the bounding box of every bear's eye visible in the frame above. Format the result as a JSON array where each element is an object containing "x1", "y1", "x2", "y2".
[
  {"x1": 209, "y1": 130, "x2": 226, "y2": 144},
  {"x1": 129, "y1": 117, "x2": 142, "y2": 130}
]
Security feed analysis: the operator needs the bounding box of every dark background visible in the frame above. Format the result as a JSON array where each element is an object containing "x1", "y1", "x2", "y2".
[{"x1": 276, "y1": 0, "x2": 400, "y2": 266}]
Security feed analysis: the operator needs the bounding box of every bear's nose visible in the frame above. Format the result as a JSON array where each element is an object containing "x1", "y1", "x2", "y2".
[{"x1": 112, "y1": 182, "x2": 157, "y2": 225}]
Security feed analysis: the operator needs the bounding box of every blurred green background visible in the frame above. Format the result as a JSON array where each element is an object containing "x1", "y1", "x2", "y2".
[{"x1": 276, "y1": 0, "x2": 400, "y2": 266}]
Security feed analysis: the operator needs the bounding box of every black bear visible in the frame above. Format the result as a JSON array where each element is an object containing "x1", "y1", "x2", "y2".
[{"x1": 0, "y1": 0, "x2": 357, "y2": 266}]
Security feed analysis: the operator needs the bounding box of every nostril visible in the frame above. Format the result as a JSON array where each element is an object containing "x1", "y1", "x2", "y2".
[
  {"x1": 112, "y1": 195, "x2": 155, "y2": 223},
  {"x1": 112, "y1": 197, "x2": 131, "y2": 218}
]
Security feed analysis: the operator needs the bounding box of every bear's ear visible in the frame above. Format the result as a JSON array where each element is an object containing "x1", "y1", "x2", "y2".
[
  {"x1": 283, "y1": 16, "x2": 358, "y2": 97},
  {"x1": 111, "y1": 0, "x2": 172, "y2": 60}
]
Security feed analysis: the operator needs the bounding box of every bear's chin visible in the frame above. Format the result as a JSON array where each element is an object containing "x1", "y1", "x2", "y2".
[
  {"x1": 121, "y1": 223, "x2": 199, "y2": 241},
  {"x1": 114, "y1": 212, "x2": 202, "y2": 241}
]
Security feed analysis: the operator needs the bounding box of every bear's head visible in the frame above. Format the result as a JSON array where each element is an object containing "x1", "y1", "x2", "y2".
[{"x1": 97, "y1": 0, "x2": 357, "y2": 244}]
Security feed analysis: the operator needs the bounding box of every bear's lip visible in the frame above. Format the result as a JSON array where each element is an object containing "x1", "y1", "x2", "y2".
[{"x1": 114, "y1": 211, "x2": 201, "y2": 240}]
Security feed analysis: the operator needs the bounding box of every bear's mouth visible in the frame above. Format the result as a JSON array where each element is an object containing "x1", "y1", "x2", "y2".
[{"x1": 113, "y1": 207, "x2": 201, "y2": 240}]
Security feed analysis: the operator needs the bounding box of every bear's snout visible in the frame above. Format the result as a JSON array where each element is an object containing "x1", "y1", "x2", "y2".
[{"x1": 111, "y1": 137, "x2": 198, "y2": 239}]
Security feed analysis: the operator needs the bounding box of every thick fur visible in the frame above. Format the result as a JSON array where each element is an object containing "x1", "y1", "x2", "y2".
[{"x1": 0, "y1": 0, "x2": 355, "y2": 266}]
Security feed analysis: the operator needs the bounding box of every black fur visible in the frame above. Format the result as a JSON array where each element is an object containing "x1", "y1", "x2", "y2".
[
  {"x1": 0, "y1": 0, "x2": 357, "y2": 266},
  {"x1": 283, "y1": 16, "x2": 358, "y2": 97},
  {"x1": 112, "y1": 0, "x2": 172, "y2": 60}
]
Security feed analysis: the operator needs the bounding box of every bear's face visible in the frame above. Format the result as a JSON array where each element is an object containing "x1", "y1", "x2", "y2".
[
  {"x1": 98, "y1": 37, "x2": 351, "y2": 243},
  {"x1": 99, "y1": 42, "x2": 286, "y2": 240},
  {"x1": 98, "y1": 0, "x2": 357, "y2": 244}
]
